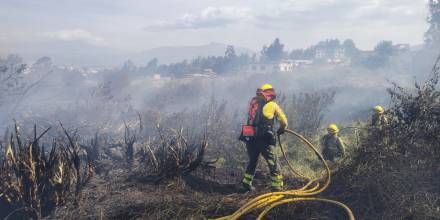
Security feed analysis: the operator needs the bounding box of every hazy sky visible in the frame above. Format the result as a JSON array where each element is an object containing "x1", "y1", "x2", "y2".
[{"x1": 0, "y1": 0, "x2": 430, "y2": 53}]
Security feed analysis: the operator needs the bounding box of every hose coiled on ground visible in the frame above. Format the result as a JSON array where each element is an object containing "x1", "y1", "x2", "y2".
[{"x1": 215, "y1": 129, "x2": 355, "y2": 220}]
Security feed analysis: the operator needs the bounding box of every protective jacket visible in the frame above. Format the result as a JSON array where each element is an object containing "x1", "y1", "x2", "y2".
[
  {"x1": 242, "y1": 88, "x2": 287, "y2": 190},
  {"x1": 246, "y1": 89, "x2": 288, "y2": 142},
  {"x1": 321, "y1": 134, "x2": 345, "y2": 161},
  {"x1": 371, "y1": 113, "x2": 388, "y2": 127}
]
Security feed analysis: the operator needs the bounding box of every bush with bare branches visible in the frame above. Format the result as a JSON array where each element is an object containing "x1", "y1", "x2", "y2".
[
  {"x1": 328, "y1": 56, "x2": 440, "y2": 219},
  {"x1": 280, "y1": 91, "x2": 336, "y2": 137},
  {"x1": 137, "y1": 127, "x2": 209, "y2": 182},
  {"x1": 0, "y1": 123, "x2": 93, "y2": 219}
]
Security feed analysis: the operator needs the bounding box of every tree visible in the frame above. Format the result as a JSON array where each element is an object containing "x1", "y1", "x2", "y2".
[
  {"x1": 154, "y1": 45, "x2": 248, "y2": 75},
  {"x1": 425, "y1": 0, "x2": 440, "y2": 47},
  {"x1": 33, "y1": 56, "x2": 52, "y2": 69},
  {"x1": 146, "y1": 58, "x2": 158, "y2": 69},
  {"x1": 251, "y1": 53, "x2": 257, "y2": 63},
  {"x1": 222, "y1": 45, "x2": 240, "y2": 73},
  {"x1": 0, "y1": 55, "x2": 27, "y2": 107},
  {"x1": 362, "y1": 41, "x2": 396, "y2": 68},
  {"x1": 121, "y1": 60, "x2": 137, "y2": 73},
  {"x1": 302, "y1": 47, "x2": 316, "y2": 59},
  {"x1": 237, "y1": 53, "x2": 250, "y2": 67},
  {"x1": 225, "y1": 45, "x2": 237, "y2": 60},
  {"x1": 143, "y1": 58, "x2": 158, "y2": 74},
  {"x1": 374, "y1": 41, "x2": 395, "y2": 56},
  {"x1": 343, "y1": 39, "x2": 357, "y2": 54},
  {"x1": 0, "y1": 55, "x2": 50, "y2": 115},
  {"x1": 261, "y1": 38, "x2": 285, "y2": 62},
  {"x1": 343, "y1": 39, "x2": 360, "y2": 63},
  {"x1": 289, "y1": 49, "x2": 305, "y2": 59},
  {"x1": 316, "y1": 39, "x2": 340, "y2": 50}
]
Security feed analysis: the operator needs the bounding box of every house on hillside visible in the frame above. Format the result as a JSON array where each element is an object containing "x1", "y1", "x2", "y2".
[
  {"x1": 247, "y1": 59, "x2": 303, "y2": 74},
  {"x1": 183, "y1": 68, "x2": 217, "y2": 78},
  {"x1": 278, "y1": 60, "x2": 295, "y2": 72},
  {"x1": 315, "y1": 48, "x2": 327, "y2": 59},
  {"x1": 248, "y1": 63, "x2": 279, "y2": 74},
  {"x1": 292, "y1": 59, "x2": 313, "y2": 66},
  {"x1": 151, "y1": 74, "x2": 171, "y2": 81},
  {"x1": 394, "y1": 44, "x2": 410, "y2": 52},
  {"x1": 314, "y1": 47, "x2": 351, "y2": 64}
]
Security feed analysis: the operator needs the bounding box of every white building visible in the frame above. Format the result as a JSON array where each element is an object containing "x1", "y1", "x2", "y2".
[
  {"x1": 278, "y1": 60, "x2": 295, "y2": 72},
  {"x1": 153, "y1": 74, "x2": 161, "y2": 80},
  {"x1": 151, "y1": 73, "x2": 171, "y2": 81},
  {"x1": 334, "y1": 48, "x2": 346, "y2": 60},
  {"x1": 315, "y1": 49, "x2": 327, "y2": 59},
  {"x1": 394, "y1": 44, "x2": 410, "y2": 52},
  {"x1": 247, "y1": 59, "x2": 304, "y2": 74},
  {"x1": 315, "y1": 47, "x2": 350, "y2": 64},
  {"x1": 183, "y1": 69, "x2": 217, "y2": 78},
  {"x1": 248, "y1": 63, "x2": 279, "y2": 74},
  {"x1": 291, "y1": 59, "x2": 313, "y2": 67}
]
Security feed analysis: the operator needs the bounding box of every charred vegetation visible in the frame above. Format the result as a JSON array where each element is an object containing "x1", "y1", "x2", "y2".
[
  {"x1": 0, "y1": 123, "x2": 93, "y2": 219},
  {"x1": 327, "y1": 56, "x2": 440, "y2": 220}
]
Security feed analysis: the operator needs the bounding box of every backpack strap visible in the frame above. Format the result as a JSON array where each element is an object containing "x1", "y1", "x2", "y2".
[
  {"x1": 247, "y1": 97, "x2": 264, "y2": 125},
  {"x1": 253, "y1": 98, "x2": 266, "y2": 127}
]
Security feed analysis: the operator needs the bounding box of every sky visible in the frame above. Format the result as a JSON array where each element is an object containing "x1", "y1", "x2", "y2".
[{"x1": 0, "y1": 0, "x2": 430, "y2": 55}]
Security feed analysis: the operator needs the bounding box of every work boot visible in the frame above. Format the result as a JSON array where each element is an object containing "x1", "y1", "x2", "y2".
[
  {"x1": 239, "y1": 182, "x2": 255, "y2": 193},
  {"x1": 240, "y1": 173, "x2": 255, "y2": 193},
  {"x1": 271, "y1": 175, "x2": 284, "y2": 192},
  {"x1": 271, "y1": 186, "x2": 283, "y2": 192}
]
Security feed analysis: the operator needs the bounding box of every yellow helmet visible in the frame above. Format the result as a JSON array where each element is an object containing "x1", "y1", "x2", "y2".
[
  {"x1": 327, "y1": 124, "x2": 339, "y2": 134},
  {"x1": 260, "y1": 84, "x2": 273, "y2": 91},
  {"x1": 374, "y1": 105, "x2": 385, "y2": 114}
]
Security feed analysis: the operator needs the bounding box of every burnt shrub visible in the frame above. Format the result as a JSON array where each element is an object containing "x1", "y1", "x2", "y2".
[
  {"x1": 279, "y1": 91, "x2": 336, "y2": 137},
  {"x1": 0, "y1": 123, "x2": 93, "y2": 219},
  {"x1": 328, "y1": 56, "x2": 440, "y2": 220}
]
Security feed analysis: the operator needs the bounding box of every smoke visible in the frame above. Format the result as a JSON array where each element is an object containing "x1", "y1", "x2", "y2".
[{"x1": 0, "y1": 47, "x2": 438, "y2": 136}]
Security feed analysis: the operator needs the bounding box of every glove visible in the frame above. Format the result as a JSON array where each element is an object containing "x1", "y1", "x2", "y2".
[{"x1": 277, "y1": 127, "x2": 285, "y2": 135}]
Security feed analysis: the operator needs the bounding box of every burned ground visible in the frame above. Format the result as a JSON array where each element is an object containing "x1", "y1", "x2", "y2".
[{"x1": 1, "y1": 58, "x2": 440, "y2": 220}]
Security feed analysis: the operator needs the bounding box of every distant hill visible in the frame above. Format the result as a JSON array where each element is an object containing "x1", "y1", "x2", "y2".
[
  {"x1": 10, "y1": 41, "x2": 254, "y2": 67},
  {"x1": 131, "y1": 42, "x2": 254, "y2": 65},
  {"x1": 12, "y1": 40, "x2": 129, "y2": 67},
  {"x1": 410, "y1": 44, "x2": 424, "y2": 51}
]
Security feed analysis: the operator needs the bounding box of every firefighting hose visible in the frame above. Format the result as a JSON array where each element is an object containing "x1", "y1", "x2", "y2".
[{"x1": 215, "y1": 128, "x2": 355, "y2": 220}]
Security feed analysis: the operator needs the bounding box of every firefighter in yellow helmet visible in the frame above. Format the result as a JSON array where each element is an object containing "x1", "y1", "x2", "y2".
[
  {"x1": 239, "y1": 83, "x2": 288, "y2": 192},
  {"x1": 371, "y1": 105, "x2": 388, "y2": 127},
  {"x1": 321, "y1": 124, "x2": 346, "y2": 162}
]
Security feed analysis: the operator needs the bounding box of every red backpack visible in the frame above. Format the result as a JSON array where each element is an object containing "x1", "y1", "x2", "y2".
[{"x1": 240, "y1": 97, "x2": 264, "y2": 141}]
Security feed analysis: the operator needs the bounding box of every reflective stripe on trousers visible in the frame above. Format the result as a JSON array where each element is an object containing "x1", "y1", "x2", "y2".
[
  {"x1": 271, "y1": 174, "x2": 284, "y2": 187},
  {"x1": 242, "y1": 173, "x2": 254, "y2": 186}
]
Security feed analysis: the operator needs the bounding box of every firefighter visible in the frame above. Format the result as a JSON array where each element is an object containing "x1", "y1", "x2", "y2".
[
  {"x1": 321, "y1": 124, "x2": 346, "y2": 163},
  {"x1": 240, "y1": 84, "x2": 288, "y2": 192},
  {"x1": 371, "y1": 105, "x2": 388, "y2": 127}
]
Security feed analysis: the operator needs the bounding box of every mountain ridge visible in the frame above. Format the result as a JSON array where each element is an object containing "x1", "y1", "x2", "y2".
[{"x1": 8, "y1": 41, "x2": 254, "y2": 67}]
